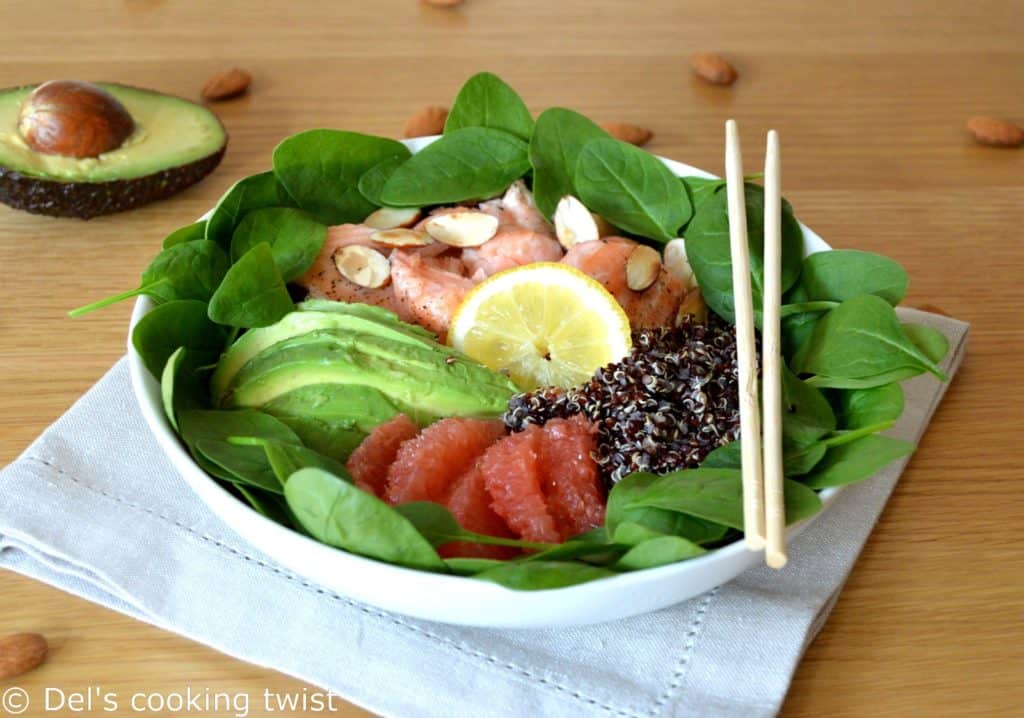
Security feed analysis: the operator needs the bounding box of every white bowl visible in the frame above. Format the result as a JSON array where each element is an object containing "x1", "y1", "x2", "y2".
[{"x1": 128, "y1": 138, "x2": 839, "y2": 628}]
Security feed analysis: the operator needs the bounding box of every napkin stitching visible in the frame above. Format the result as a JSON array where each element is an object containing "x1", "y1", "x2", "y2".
[
  {"x1": 23, "y1": 454, "x2": 646, "y2": 718},
  {"x1": 648, "y1": 587, "x2": 717, "y2": 716}
]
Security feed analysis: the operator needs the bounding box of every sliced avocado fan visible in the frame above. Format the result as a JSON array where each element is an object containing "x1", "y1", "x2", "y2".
[{"x1": 0, "y1": 83, "x2": 226, "y2": 218}]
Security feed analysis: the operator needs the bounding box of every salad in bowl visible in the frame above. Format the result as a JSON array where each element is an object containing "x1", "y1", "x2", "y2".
[{"x1": 73, "y1": 73, "x2": 949, "y2": 627}]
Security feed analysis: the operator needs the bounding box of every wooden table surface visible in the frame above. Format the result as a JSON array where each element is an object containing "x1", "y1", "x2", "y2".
[{"x1": 1, "y1": 1, "x2": 1022, "y2": 715}]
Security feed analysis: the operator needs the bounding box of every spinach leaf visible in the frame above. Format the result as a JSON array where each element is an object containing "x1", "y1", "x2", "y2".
[
  {"x1": 207, "y1": 243, "x2": 294, "y2": 328},
  {"x1": 605, "y1": 472, "x2": 730, "y2": 544},
  {"x1": 685, "y1": 183, "x2": 803, "y2": 322},
  {"x1": 131, "y1": 299, "x2": 227, "y2": 378},
  {"x1": 574, "y1": 137, "x2": 692, "y2": 242},
  {"x1": 207, "y1": 171, "x2": 296, "y2": 249},
  {"x1": 612, "y1": 535, "x2": 706, "y2": 571},
  {"x1": 523, "y1": 538, "x2": 627, "y2": 564},
  {"x1": 225, "y1": 437, "x2": 351, "y2": 485},
  {"x1": 284, "y1": 468, "x2": 446, "y2": 571},
  {"x1": 230, "y1": 207, "x2": 327, "y2": 281},
  {"x1": 235, "y1": 485, "x2": 298, "y2": 530},
  {"x1": 444, "y1": 71, "x2": 534, "y2": 141},
  {"x1": 380, "y1": 127, "x2": 530, "y2": 206},
  {"x1": 703, "y1": 438, "x2": 827, "y2": 478},
  {"x1": 802, "y1": 434, "x2": 915, "y2": 489},
  {"x1": 801, "y1": 250, "x2": 909, "y2": 305},
  {"x1": 832, "y1": 383, "x2": 905, "y2": 430},
  {"x1": 680, "y1": 176, "x2": 725, "y2": 215},
  {"x1": 792, "y1": 295, "x2": 948, "y2": 387},
  {"x1": 162, "y1": 220, "x2": 208, "y2": 249},
  {"x1": 780, "y1": 363, "x2": 837, "y2": 446},
  {"x1": 444, "y1": 557, "x2": 505, "y2": 575},
  {"x1": 178, "y1": 409, "x2": 303, "y2": 493},
  {"x1": 473, "y1": 561, "x2": 615, "y2": 590},
  {"x1": 528, "y1": 107, "x2": 610, "y2": 219},
  {"x1": 902, "y1": 324, "x2": 950, "y2": 364},
  {"x1": 273, "y1": 130, "x2": 410, "y2": 224},
  {"x1": 612, "y1": 469, "x2": 821, "y2": 528},
  {"x1": 394, "y1": 502, "x2": 555, "y2": 550},
  {"x1": 160, "y1": 347, "x2": 187, "y2": 432},
  {"x1": 69, "y1": 240, "x2": 229, "y2": 317},
  {"x1": 356, "y1": 156, "x2": 407, "y2": 207},
  {"x1": 781, "y1": 283, "x2": 821, "y2": 357}
]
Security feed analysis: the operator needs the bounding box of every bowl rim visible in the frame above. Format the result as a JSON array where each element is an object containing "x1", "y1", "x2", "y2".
[{"x1": 127, "y1": 136, "x2": 842, "y2": 600}]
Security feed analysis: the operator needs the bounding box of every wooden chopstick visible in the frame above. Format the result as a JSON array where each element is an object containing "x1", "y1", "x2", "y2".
[
  {"x1": 762, "y1": 130, "x2": 787, "y2": 569},
  {"x1": 724, "y1": 119, "x2": 766, "y2": 551}
]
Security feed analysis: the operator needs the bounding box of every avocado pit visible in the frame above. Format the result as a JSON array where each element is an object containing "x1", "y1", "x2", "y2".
[{"x1": 18, "y1": 80, "x2": 135, "y2": 159}]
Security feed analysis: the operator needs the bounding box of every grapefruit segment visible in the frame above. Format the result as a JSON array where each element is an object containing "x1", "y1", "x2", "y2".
[{"x1": 345, "y1": 414, "x2": 420, "y2": 497}]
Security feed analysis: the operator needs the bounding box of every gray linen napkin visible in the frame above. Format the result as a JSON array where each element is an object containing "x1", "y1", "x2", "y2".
[{"x1": 0, "y1": 309, "x2": 967, "y2": 718}]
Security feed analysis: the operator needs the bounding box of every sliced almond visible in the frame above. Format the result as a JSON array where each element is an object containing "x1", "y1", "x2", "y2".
[
  {"x1": 676, "y1": 288, "x2": 708, "y2": 324},
  {"x1": 554, "y1": 195, "x2": 600, "y2": 249},
  {"x1": 663, "y1": 238, "x2": 698, "y2": 290},
  {"x1": 593, "y1": 214, "x2": 617, "y2": 238},
  {"x1": 370, "y1": 228, "x2": 432, "y2": 248},
  {"x1": 0, "y1": 632, "x2": 48, "y2": 680},
  {"x1": 424, "y1": 210, "x2": 499, "y2": 247},
  {"x1": 364, "y1": 207, "x2": 422, "y2": 230},
  {"x1": 626, "y1": 245, "x2": 662, "y2": 291},
  {"x1": 502, "y1": 179, "x2": 536, "y2": 209},
  {"x1": 334, "y1": 245, "x2": 391, "y2": 288}
]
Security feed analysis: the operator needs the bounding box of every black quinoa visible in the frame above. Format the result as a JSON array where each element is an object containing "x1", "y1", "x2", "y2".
[{"x1": 504, "y1": 316, "x2": 750, "y2": 488}]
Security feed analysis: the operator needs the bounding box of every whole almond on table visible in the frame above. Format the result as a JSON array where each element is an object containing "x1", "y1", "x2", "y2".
[
  {"x1": 0, "y1": 632, "x2": 48, "y2": 680},
  {"x1": 403, "y1": 106, "x2": 448, "y2": 138},
  {"x1": 201, "y1": 68, "x2": 252, "y2": 102},
  {"x1": 601, "y1": 122, "x2": 654, "y2": 147},
  {"x1": 691, "y1": 52, "x2": 738, "y2": 85},
  {"x1": 966, "y1": 116, "x2": 1023, "y2": 147}
]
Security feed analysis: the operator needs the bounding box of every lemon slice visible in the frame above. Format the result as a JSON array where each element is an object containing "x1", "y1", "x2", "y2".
[{"x1": 448, "y1": 262, "x2": 632, "y2": 390}]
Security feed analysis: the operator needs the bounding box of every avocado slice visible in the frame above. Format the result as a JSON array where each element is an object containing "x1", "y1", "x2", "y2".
[
  {"x1": 0, "y1": 83, "x2": 227, "y2": 218},
  {"x1": 225, "y1": 330, "x2": 517, "y2": 419},
  {"x1": 210, "y1": 306, "x2": 441, "y2": 402}
]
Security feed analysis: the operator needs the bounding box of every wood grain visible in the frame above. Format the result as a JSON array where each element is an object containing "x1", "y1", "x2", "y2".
[{"x1": 1, "y1": 1, "x2": 1021, "y2": 716}]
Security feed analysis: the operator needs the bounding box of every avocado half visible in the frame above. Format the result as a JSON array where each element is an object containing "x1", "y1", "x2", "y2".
[{"x1": 0, "y1": 83, "x2": 227, "y2": 219}]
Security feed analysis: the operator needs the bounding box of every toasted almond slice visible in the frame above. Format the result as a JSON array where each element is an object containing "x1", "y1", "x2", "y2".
[
  {"x1": 334, "y1": 245, "x2": 391, "y2": 288},
  {"x1": 554, "y1": 195, "x2": 600, "y2": 249},
  {"x1": 365, "y1": 207, "x2": 422, "y2": 230},
  {"x1": 502, "y1": 179, "x2": 537, "y2": 209},
  {"x1": 663, "y1": 238, "x2": 698, "y2": 290},
  {"x1": 425, "y1": 210, "x2": 499, "y2": 247},
  {"x1": 676, "y1": 288, "x2": 707, "y2": 324},
  {"x1": 626, "y1": 245, "x2": 661, "y2": 291},
  {"x1": 370, "y1": 228, "x2": 432, "y2": 248}
]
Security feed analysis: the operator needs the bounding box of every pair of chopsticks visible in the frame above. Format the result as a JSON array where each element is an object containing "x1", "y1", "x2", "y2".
[{"x1": 724, "y1": 119, "x2": 786, "y2": 569}]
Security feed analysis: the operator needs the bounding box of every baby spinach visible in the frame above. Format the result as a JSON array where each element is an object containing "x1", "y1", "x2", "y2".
[
  {"x1": 207, "y1": 243, "x2": 295, "y2": 328},
  {"x1": 781, "y1": 284, "x2": 821, "y2": 357},
  {"x1": 473, "y1": 561, "x2": 616, "y2": 590},
  {"x1": 780, "y1": 363, "x2": 837, "y2": 446},
  {"x1": 605, "y1": 473, "x2": 731, "y2": 545},
  {"x1": 612, "y1": 535, "x2": 706, "y2": 571},
  {"x1": 903, "y1": 324, "x2": 950, "y2": 364},
  {"x1": 685, "y1": 183, "x2": 803, "y2": 323},
  {"x1": 574, "y1": 137, "x2": 692, "y2": 243},
  {"x1": 69, "y1": 240, "x2": 229, "y2": 317},
  {"x1": 832, "y1": 383, "x2": 905, "y2": 430},
  {"x1": 235, "y1": 485, "x2": 296, "y2": 529},
  {"x1": 224, "y1": 437, "x2": 352, "y2": 485},
  {"x1": 160, "y1": 347, "x2": 188, "y2": 432},
  {"x1": 394, "y1": 502, "x2": 555, "y2": 550},
  {"x1": 445, "y1": 71, "x2": 534, "y2": 141},
  {"x1": 284, "y1": 468, "x2": 446, "y2": 571},
  {"x1": 273, "y1": 130, "x2": 410, "y2": 224},
  {"x1": 802, "y1": 435, "x2": 915, "y2": 489},
  {"x1": 801, "y1": 250, "x2": 908, "y2": 306},
  {"x1": 528, "y1": 107, "x2": 610, "y2": 219},
  {"x1": 703, "y1": 437, "x2": 827, "y2": 477},
  {"x1": 207, "y1": 171, "x2": 296, "y2": 249},
  {"x1": 613, "y1": 469, "x2": 822, "y2": 528},
  {"x1": 356, "y1": 156, "x2": 407, "y2": 207},
  {"x1": 680, "y1": 176, "x2": 725, "y2": 215},
  {"x1": 230, "y1": 207, "x2": 327, "y2": 281},
  {"x1": 131, "y1": 299, "x2": 227, "y2": 378},
  {"x1": 444, "y1": 557, "x2": 505, "y2": 575},
  {"x1": 380, "y1": 127, "x2": 530, "y2": 206},
  {"x1": 793, "y1": 295, "x2": 948, "y2": 387},
  {"x1": 162, "y1": 220, "x2": 208, "y2": 249}
]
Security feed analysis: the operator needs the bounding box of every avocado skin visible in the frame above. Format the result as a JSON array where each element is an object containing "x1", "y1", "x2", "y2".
[
  {"x1": 0, "y1": 144, "x2": 226, "y2": 219},
  {"x1": 0, "y1": 82, "x2": 227, "y2": 219}
]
